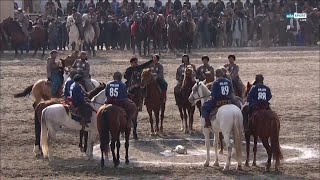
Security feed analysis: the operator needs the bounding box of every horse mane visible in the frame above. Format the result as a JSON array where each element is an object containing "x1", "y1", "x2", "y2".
[
  {"x1": 244, "y1": 81, "x2": 253, "y2": 98},
  {"x1": 141, "y1": 68, "x2": 152, "y2": 78},
  {"x1": 88, "y1": 83, "x2": 106, "y2": 99},
  {"x1": 199, "y1": 82, "x2": 211, "y2": 96}
]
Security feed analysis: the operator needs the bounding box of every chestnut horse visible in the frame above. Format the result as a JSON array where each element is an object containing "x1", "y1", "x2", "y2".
[
  {"x1": 243, "y1": 82, "x2": 283, "y2": 171},
  {"x1": 167, "y1": 18, "x2": 179, "y2": 55},
  {"x1": 1, "y1": 17, "x2": 47, "y2": 57},
  {"x1": 97, "y1": 104, "x2": 133, "y2": 167},
  {"x1": 148, "y1": 14, "x2": 166, "y2": 55},
  {"x1": 131, "y1": 21, "x2": 147, "y2": 56},
  {"x1": 179, "y1": 21, "x2": 194, "y2": 54},
  {"x1": 175, "y1": 66, "x2": 195, "y2": 133},
  {"x1": 140, "y1": 68, "x2": 165, "y2": 135},
  {"x1": 33, "y1": 83, "x2": 106, "y2": 156}
]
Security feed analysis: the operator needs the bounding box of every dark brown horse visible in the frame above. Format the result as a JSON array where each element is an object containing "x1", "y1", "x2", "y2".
[
  {"x1": 131, "y1": 21, "x2": 147, "y2": 56},
  {"x1": 243, "y1": 82, "x2": 283, "y2": 171},
  {"x1": 148, "y1": 14, "x2": 166, "y2": 55},
  {"x1": 167, "y1": 19, "x2": 179, "y2": 55},
  {"x1": 179, "y1": 21, "x2": 194, "y2": 53},
  {"x1": 175, "y1": 65, "x2": 195, "y2": 133},
  {"x1": 128, "y1": 89, "x2": 142, "y2": 139},
  {"x1": 2, "y1": 17, "x2": 47, "y2": 57},
  {"x1": 141, "y1": 68, "x2": 165, "y2": 135},
  {"x1": 97, "y1": 104, "x2": 132, "y2": 167}
]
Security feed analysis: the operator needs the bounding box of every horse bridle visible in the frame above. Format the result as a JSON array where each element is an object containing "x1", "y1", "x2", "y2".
[{"x1": 189, "y1": 82, "x2": 211, "y2": 102}]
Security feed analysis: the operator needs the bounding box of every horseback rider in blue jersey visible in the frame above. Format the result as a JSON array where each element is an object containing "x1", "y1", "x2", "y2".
[
  {"x1": 202, "y1": 69, "x2": 233, "y2": 128},
  {"x1": 247, "y1": 74, "x2": 272, "y2": 116},
  {"x1": 105, "y1": 72, "x2": 137, "y2": 123},
  {"x1": 70, "y1": 74, "x2": 92, "y2": 130}
]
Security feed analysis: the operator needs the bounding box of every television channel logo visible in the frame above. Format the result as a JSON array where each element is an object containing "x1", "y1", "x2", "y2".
[{"x1": 286, "y1": 13, "x2": 307, "y2": 19}]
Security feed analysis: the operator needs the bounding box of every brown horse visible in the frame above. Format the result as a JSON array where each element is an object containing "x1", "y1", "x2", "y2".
[
  {"x1": 167, "y1": 19, "x2": 179, "y2": 55},
  {"x1": 2, "y1": 17, "x2": 47, "y2": 57},
  {"x1": 175, "y1": 66, "x2": 195, "y2": 133},
  {"x1": 179, "y1": 21, "x2": 194, "y2": 53},
  {"x1": 149, "y1": 14, "x2": 166, "y2": 55},
  {"x1": 128, "y1": 90, "x2": 141, "y2": 139},
  {"x1": 141, "y1": 68, "x2": 165, "y2": 135},
  {"x1": 243, "y1": 82, "x2": 283, "y2": 171},
  {"x1": 97, "y1": 104, "x2": 132, "y2": 167},
  {"x1": 59, "y1": 50, "x2": 80, "y2": 68}
]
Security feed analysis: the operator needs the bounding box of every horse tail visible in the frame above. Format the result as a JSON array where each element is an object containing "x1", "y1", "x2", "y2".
[
  {"x1": 40, "y1": 107, "x2": 49, "y2": 159},
  {"x1": 271, "y1": 112, "x2": 283, "y2": 161},
  {"x1": 100, "y1": 107, "x2": 110, "y2": 156},
  {"x1": 233, "y1": 108, "x2": 243, "y2": 163},
  {"x1": 13, "y1": 84, "x2": 33, "y2": 98}
]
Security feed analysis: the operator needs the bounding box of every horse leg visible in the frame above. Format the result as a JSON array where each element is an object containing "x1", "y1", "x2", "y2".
[
  {"x1": 83, "y1": 131, "x2": 88, "y2": 153},
  {"x1": 219, "y1": 132, "x2": 224, "y2": 154},
  {"x1": 160, "y1": 104, "x2": 165, "y2": 133},
  {"x1": 79, "y1": 130, "x2": 84, "y2": 152},
  {"x1": 33, "y1": 110, "x2": 41, "y2": 156},
  {"x1": 116, "y1": 138, "x2": 121, "y2": 166},
  {"x1": 125, "y1": 129, "x2": 130, "y2": 164},
  {"x1": 42, "y1": 43, "x2": 46, "y2": 58},
  {"x1": 154, "y1": 110, "x2": 160, "y2": 135},
  {"x1": 14, "y1": 47, "x2": 18, "y2": 57},
  {"x1": 100, "y1": 144, "x2": 105, "y2": 168},
  {"x1": 188, "y1": 107, "x2": 195, "y2": 133},
  {"x1": 110, "y1": 139, "x2": 118, "y2": 167},
  {"x1": 178, "y1": 106, "x2": 184, "y2": 131},
  {"x1": 203, "y1": 128, "x2": 211, "y2": 167},
  {"x1": 213, "y1": 132, "x2": 220, "y2": 166},
  {"x1": 132, "y1": 114, "x2": 138, "y2": 139},
  {"x1": 147, "y1": 108, "x2": 154, "y2": 135},
  {"x1": 261, "y1": 138, "x2": 272, "y2": 171},
  {"x1": 183, "y1": 108, "x2": 189, "y2": 133},
  {"x1": 245, "y1": 132, "x2": 251, "y2": 166},
  {"x1": 222, "y1": 132, "x2": 231, "y2": 171},
  {"x1": 33, "y1": 45, "x2": 38, "y2": 57},
  {"x1": 91, "y1": 43, "x2": 96, "y2": 57},
  {"x1": 252, "y1": 136, "x2": 258, "y2": 166}
]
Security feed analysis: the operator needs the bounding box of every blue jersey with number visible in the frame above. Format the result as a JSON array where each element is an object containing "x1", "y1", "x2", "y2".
[
  {"x1": 105, "y1": 80, "x2": 128, "y2": 101},
  {"x1": 211, "y1": 78, "x2": 232, "y2": 99},
  {"x1": 247, "y1": 84, "x2": 272, "y2": 104},
  {"x1": 70, "y1": 82, "x2": 85, "y2": 107}
]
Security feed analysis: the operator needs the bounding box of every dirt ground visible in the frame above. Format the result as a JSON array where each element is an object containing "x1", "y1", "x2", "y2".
[{"x1": 1, "y1": 47, "x2": 319, "y2": 179}]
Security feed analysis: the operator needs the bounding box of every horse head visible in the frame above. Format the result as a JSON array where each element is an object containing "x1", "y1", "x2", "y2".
[
  {"x1": 156, "y1": 14, "x2": 166, "y2": 29},
  {"x1": 244, "y1": 81, "x2": 253, "y2": 99},
  {"x1": 66, "y1": 15, "x2": 75, "y2": 27},
  {"x1": 140, "y1": 68, "x2": 153, "y2": 87},
  {"x1": 188, "y1": 81, "x2": 211, "y2": 105}
]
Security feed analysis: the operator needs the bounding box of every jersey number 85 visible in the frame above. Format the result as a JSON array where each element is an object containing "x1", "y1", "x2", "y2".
[{"x1": 109, "y1": 87, "x2": 119, "y2": 97}]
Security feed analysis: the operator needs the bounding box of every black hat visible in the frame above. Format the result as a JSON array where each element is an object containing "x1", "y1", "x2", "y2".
[
  {"x1": 201, "y1": 55, "x2": 209, "y2": 61},
  {"x1": 130, "y1": 57, "x2": 138, "y2": 63},
  {"x1": 73, "y1": 74, "x2": 83, "y2": 82},
  {"x1": 228, "y1": 55, "x2": 236, "y2": 60}
]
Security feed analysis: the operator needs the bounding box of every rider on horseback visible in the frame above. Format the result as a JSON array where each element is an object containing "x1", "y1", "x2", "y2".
[
  {"x1": 148, "y1": 54, "x2": 168, "y2": 102},
  {"x1": 179, "y1": 3, "x2": 192, "y2": 28},
  {"x1": 16, "y1": 8, "x2": 31, "y2": 46},
  {"x1": 124, "y1": 57, "x2": 153, "y2": 111},
  {"x1": 105, "y1": 72, "x2": 137, "y2": 123},
  {"x1": 72, "y1": 7, "x2": 84, "y2": 40},
  {"x1": 202, "y1": 69, "x2": 233, "y2": 128},
  {"x1": 174, "y1": 54, "x2": 196, "y2": 103},
  {"x1": 71, "y1": 51, "x2": 95, "y2": 92},
  {"x1": 196, "y1": 55, "x2": 214, "y2": 82},
  {"x1": 69, "y1": 74, "x2": 92, "y2": 130},
  {"x1": 224, "y1": 55, "x2": 244, "y2": 98},
  {"x1": 144, "y1": 7, "x2": 157, "y2": 23},
  {"x1": 88, "y1": 7, "x2": 99, "y2": 38},
  {"x1": 131, "y1": 6, "x2": 145, "y2": 36},
  {"x1": 246, "y1": 74, "x2": 272, "y2": 128},
  {"x1": 46, "y1": 50, "x2": 64, "y2": 97}
]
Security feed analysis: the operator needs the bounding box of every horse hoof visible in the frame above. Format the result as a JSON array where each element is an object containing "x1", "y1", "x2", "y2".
[
  {"x1": 133, "y1": 135, "x2": 138, "y2": 140},
  {"x1": 237, "y1": 166, "x2": 243, "y2": 171},
  {"x1": 150, "y1": 132, "x2": 155, "y2": 136},
  {"x1": 125, "y1": 160, "x2": 130, "y2": 165},
  {"x1": 245, "y1": 161, "x2": 249, "y2": 167},
  {"x1": 252, "y1": 162, "x2": 256, "y2": 166},
  {"x1": 219, "y1": 150, "x2": 223, "y2": 154},
  {"x1": 204, "y1": 161, "x2": 209, "y2": 167},
  {"x1": 213, "y1": 161, "x2": 219, "y2": 167},
  {"x1": 184, "y1": 129, "x2": 189, "y2": 134}
]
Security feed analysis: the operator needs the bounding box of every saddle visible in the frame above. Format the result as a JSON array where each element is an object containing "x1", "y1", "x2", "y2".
[
  {"x1": 62, "y1": 101, "x2": 82, "y2": 122},
  {"x1": 209, "y1": 100, "x2": 232, "y2": 120}
]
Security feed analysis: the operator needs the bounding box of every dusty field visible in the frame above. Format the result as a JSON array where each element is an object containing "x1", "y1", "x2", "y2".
[{"x1": 1, "y1": 47, "x2": 319, "y2": 179}]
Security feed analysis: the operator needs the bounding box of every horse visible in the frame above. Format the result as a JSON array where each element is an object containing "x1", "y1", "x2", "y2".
[
  {"x1": 140, "y1": 68, "x2": 165, "y2": 135},
  {"x1": 131, "y1": 20, "x2": 147, "y2": 56},
  {"x1": 128, "y1": 89, "x2": 142, "y2": 139},
  {"x1": 66, "y1": 15, "x2": 82, "y2": 51},
  {"x1": 188, "y1": 81, "x2": 243, "y2": 171},
  {"x1": 40, "y1": 100, "x2": 100, "y2": 160},
  {"x1": 2, "y1": 17, "x2": 47, "y2": 57},
  {"x1": 243, "y1": 82, "x2": 283, "y2": 171},
  {"x1": 59, "y1": 50, "x2": 80, "y2": 68},
  {"x1": 82, "y1": 14, "x2": 98, "y2": 56},
  {"x1": 179, "y1": 21, "x2": 194, "y2": 53},
  {"x1": 13, "y1": 71, "x2": 99, "y2": 108},
  {"x1": 97, "y1": 104, "x2": 133, "y2": 167},
  {"x1": 33, "y1": 83, "x2": 106, "y2": 156},
  {"x1": 148, "y1": 14, "x2": 166, "y2": 55},
  {"x1": 174, "y1": 66, "x2": 195, "y2": 133},
  {"x1": 167, "y1": 19, "x2": 179, "y2": 55}
]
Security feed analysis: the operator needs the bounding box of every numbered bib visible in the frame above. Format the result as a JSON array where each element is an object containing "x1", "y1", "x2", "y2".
[
  {"x1": 221, "y1": 85, "x2": 229, "y2": 95},
  {"x1": 258, "y1": 92, "x2": 267, "y2": 100},
  {"x1": 109, "y1": 87, "x2": 119, "y2": 97}
]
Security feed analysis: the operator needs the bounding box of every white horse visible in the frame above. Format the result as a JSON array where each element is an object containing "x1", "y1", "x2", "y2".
[
  {"x1": 66, "y1": 15, "x2": 82, "y2": 51},
  {"x1": 82, "y1": 14, "x2": 97, "y2": 56},
  {"x1": 188, "y1": 81, "x2": 243, "y2": 171},
  {"x1": 40, "y1": 89, "x2": 106, "y2": 161}
]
